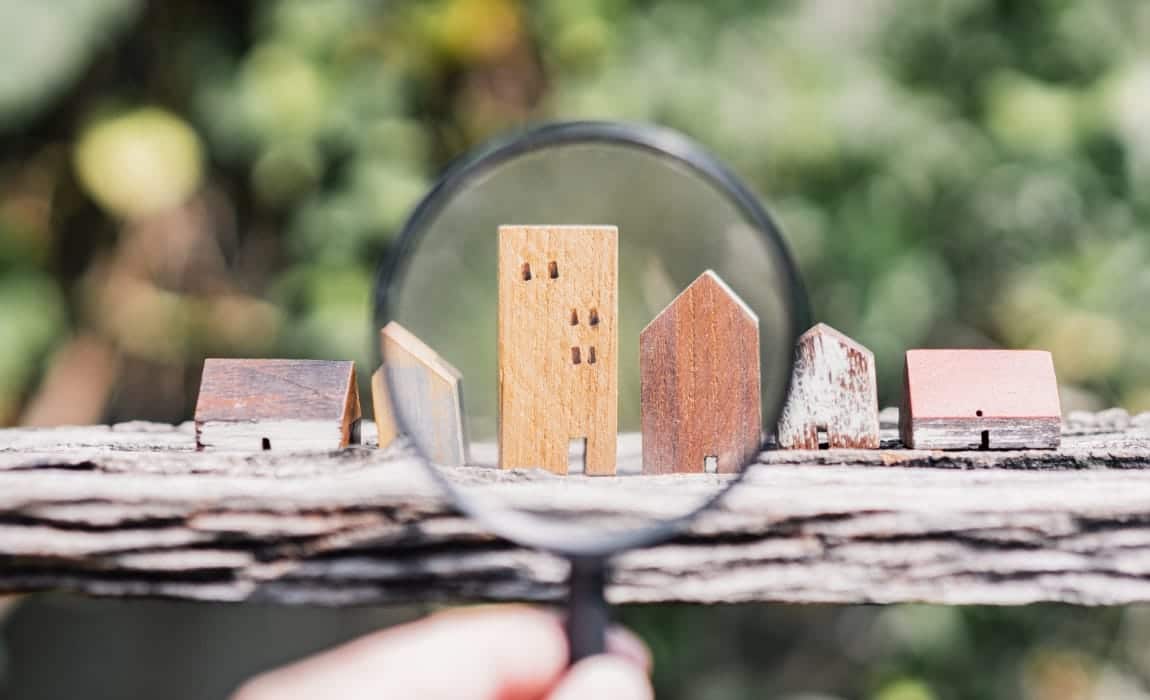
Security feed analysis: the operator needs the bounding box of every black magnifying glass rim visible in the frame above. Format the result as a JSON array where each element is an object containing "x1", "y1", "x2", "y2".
[{"x1": 372, "y1": 120, "x2": 810, "y2": 559}]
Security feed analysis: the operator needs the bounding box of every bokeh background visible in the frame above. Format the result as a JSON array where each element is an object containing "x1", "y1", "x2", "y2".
[{"x1": 2, "y1": 0, "x2": 1150, "y2": 698}]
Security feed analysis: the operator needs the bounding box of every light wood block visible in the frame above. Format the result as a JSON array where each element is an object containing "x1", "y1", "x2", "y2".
[
  {"x1": 776, "y1": 323, "x2": 880, "y2": 449},
  {"x1": 194, "y1": 359, "x2": 361, "y2": 451},
  {"x1": 498, "y1": 225, "x2": 618, "y2": 475},
  {"x1": 900, "y1": 349, "x2": 1061, "y2": 449},
  {"x1": 375, "y1": 321, "x2": 467, "y2": 466},
  {"x1": 640, "y1": 270, "x2": 761, "y2": 474},
  {"x1": 371, "y1": 366, "x2": 398, "y2": 449}
]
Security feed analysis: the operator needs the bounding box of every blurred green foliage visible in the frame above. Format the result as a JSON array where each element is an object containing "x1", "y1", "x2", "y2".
[
  {"x1": 3, "y1": 0, "x2": 1150, "y2": 697},
  {"x1": 3, "y1": 0, "x2": 1149, "y2": 421}
]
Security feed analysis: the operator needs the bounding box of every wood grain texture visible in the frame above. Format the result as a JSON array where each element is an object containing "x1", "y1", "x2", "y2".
[
  {"x1": 900, "y1": 349, "x2": 1061, "y2": 449},
  {"x1": 776, "y1": 323, "x2": 879, "y2": 449},
  {"x1": 641, "y1": 271, "x2": 760, "y2": 474},
  {"x1": 371, "y1": 367, "x2": 397, "y2": 449},
  {"x1": 498, "y1": 225, "x2": 618, "y2": 475},
  {"x1": 2, "y1": 413, "x2": 1150, "y2": 605},
  {"x1": 376, "y1": 321, "x2": 467, "y2": 466},
  {"x1": 194, "y1": 359, "x2": 361, "y2": 450}
]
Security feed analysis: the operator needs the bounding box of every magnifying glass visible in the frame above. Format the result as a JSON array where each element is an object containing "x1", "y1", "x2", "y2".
[{"x1": 372, "y1": 121, "x2": 808, "y2": 663}]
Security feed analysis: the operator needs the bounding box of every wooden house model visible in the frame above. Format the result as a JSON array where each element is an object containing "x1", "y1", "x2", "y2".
[
  {"x1": 900, "y1": 349, "x2": 1061, "y2": 449},
  {"x1": 195, "y1": 359, "x2": 361, "y2": 451},
  {"x1": 373, "y1": 321, "x2": 468, "y2": 466},
  {"x1": 640, "y1": 270, "x2": 761, "y2": 474},
  {"x1": 498, "y1": 225, "x2": 618, "y2": 475},
  {"x1": 776, "y1": 323, "x2": 879, "y2": 449}
]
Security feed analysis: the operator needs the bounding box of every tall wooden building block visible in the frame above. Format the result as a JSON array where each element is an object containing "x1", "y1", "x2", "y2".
[
  {"x1": 776, "y1": 323, "x2": 879, "y2": 449},
  {"x1": 900, "y1": 349, "x2": 1061, "y2": 449},
  {"x1": 373, "y1": 321, "x2": 468, "y2": 466},
  {"x1": 195, "y1": 359, "x2": 361, "y2": 451},
  {"x1": 498, "y1": 225, "x2": 618, "y2": 475},
  {"x1": 640, "y1": 270, "x2": 761, "y2": 475}
]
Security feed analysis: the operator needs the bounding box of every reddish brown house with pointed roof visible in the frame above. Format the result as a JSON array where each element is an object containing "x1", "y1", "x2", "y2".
[{"x1": 640, "y1": 270, "x2": 761, "y2": 474}]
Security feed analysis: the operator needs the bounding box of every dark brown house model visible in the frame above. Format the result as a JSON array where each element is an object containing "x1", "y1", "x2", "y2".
[{"x1": 195, "y1": 359, "x2": 362, "y2": 451}]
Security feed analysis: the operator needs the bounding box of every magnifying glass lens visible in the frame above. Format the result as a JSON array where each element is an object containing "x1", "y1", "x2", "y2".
[{"x1": 375, "y1": 123, "x2": 806, "y2": 557}]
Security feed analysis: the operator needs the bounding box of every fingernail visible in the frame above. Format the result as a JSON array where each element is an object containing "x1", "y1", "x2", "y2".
[
  {"x1": 549, "y1": 656, "x2": 653, "y2": 700},
  {"x1": 607, "y1": 626, "x2": 653, "y2": 671}
]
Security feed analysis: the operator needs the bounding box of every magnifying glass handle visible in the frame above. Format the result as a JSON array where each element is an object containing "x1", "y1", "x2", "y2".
[{"x1": 565, "y1": 556, "x2": 609, "y2": 665}]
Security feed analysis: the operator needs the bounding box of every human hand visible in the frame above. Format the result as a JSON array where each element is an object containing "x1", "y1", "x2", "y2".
[{"x1": 232, "y1": 605, "x2": 653, "y2": 700}]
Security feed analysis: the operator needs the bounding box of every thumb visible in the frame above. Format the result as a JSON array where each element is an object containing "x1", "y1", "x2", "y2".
[{"x1": 547, "y1": 656, "x2": 653, "y2": 700}]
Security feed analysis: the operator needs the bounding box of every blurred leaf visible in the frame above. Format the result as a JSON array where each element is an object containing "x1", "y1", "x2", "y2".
[
  {"x1": 0, "y1": 273, "x2": 66, "y2": 397},
  {"x1": 251, "y1": 139, "x2": 323, "y2": 206},
  {"x1": 240, "y1": 43, "x2": 328, "y2": 140},
  {"x1": 0, "y1": 0, "x2": 141, "y2": 129},
  {"x1": 986, "y1": 71, "x2": 1081, "y2": 156},
  {"x1": 73, "y1": 107, "x2": 204, "y2": 219},
  {"x1": 874, "y1": 679, "x2": 936, "y2": 700},
  {"x1": 419, "y1": 0, "x2": 524, "y2": 62}
]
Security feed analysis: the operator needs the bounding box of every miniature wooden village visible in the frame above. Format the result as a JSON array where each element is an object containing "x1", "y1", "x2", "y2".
[{"x1": 193, "y1": 225, "x2": 1063, "y2": 472}]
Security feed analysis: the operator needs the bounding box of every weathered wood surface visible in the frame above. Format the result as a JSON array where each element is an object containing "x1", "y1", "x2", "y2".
[
  {"x1": 776, "y1": 323, "x2": 879, "y2": 450},
  {"x1": 0, "y1": 410, "x2": 1149, "y2": 606},
  {"x1": 641, "y1": 271, "x2": 760, "y2": 474},
  {"x1": 498, "y1": 225, "x2": 618, "y2": 475}
]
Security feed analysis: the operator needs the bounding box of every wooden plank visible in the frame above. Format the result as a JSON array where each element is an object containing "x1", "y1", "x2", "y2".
[
  {"x1": 776, "y1": 323, "x2": 879, "y2": 449},
  {"x1": 900, "y1": 349, "x2": 1061, "y2": 449},
  {"x1": 640, "y1": 271, "x2": 760, "y2": 474},
  {"x1": 498, "y1": 225, "x2": 618, "y2": 475},
  {"x1": 194, "y1": 359, "x2": 361, "y2": 451},
  {"x1": 371, "y1": 367, "x2": 398, "y2": 449},
  {"x1": 0, "y1": 415, "x2": 1150, "y2": 605},
  {"x1": 375, "y1": 321, "x2": 468, "y2": 466}
]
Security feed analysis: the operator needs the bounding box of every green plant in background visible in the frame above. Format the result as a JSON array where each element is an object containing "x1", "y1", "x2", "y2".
[
  {"x1": 543, "y1": 0, "x2": 1150, "y2": 412},
  {"x1": 3, "y1": 0, "x2": 1150, "y2": 697},
  {"x1": 0, "y1": 0, "x2": 141, "y2": 422},
  {"x1": 7, "y1": 0, "x2": 1146, "y2": 418}
]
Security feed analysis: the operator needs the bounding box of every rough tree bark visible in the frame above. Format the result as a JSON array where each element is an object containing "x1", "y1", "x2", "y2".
[{"x1": 0, "y1": 409, "x2": 1147, "y2": 606}]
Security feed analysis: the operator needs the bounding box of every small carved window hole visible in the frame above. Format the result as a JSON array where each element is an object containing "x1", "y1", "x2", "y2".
[
  {"x1": 549, "y1": 261, "x2": 559, "y2": 279},
  {"x1": 976, "y1": 410, "x2": 984, "y2": 417},
  {"x1": 817, "y1": 427, "x2": 829, "y2": 449},
  {"x1": 521, "y1": 263, "x2": 532, "y2": 281},
  {"x1": 568, "y1": 438, "x2": 587, "y2": 474},
  {"x1": 587, "y1": 346, "x2": 597, "y2": 364},
  {"x1": 570, "y1": 309, "x2": 579, "y2": 325},
  {"x1": 704, "y1": 455, "x2": 718, "y2": 474},
  {"x1": 261, "y1": 437, "x2": 271, "y2": 451},
  {"x1": 571, "y1": 347, "x2": 582, "y2": 364},
  {"x1": 980, "y1": 430, "x2": 990, "y2": 450},
  {"x1": 589, "y1": 308, "x2": 599, "y2": 326}
]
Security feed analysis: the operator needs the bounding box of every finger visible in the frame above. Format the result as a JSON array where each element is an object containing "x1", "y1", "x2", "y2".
[
  {"x1": 233, "y1": 605, "x2": 568, "y2": 700},
  {"x1": 546, "y1": 655, "x2": 654, "y2": 700},
  {"x1": 606, "y1": 625, "x2": 652, "y2": 672}
]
